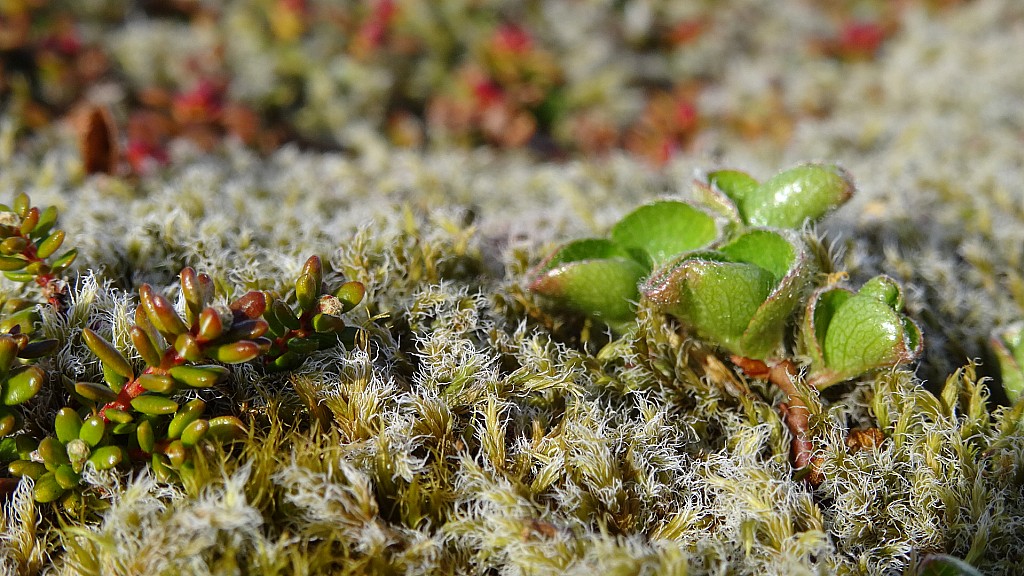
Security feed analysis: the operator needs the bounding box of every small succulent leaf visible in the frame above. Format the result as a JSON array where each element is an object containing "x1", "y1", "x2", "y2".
[
  {"x1": 9, "y1": 459, "x2": 47, "y2": 479},
  {"x1": 0, "y1": 336, "x2": 19, "y2": 374},
  {"x1": 2, "y1": 366, "x2": 44, "y2": 405},
  {"x1": 197, "y1": 308, "x2": 225, "y2": 343},
  {"x1": 54, "y1": 408, "x2": 83, "y2": 444},
  {"x1": 3, "y1": 271, "x2": 34, "y2": 283},
  {"x1": 167, "y1": 399, "x2": 206, "y2": 440},
  {"x1": 19, "y1": 207, "x2": 39, "y2": 235},
  {"x1": 33, "y1": 471, "x2": 66, "y2": 503},
  {"x1": 168, "y1": 365, "x2": 229, "y2": 388},
  {"x1": 708, "y1": 170, "x2": 759, "y2": 205},
  {"x1": 104, "y1": 409, "x2": 133, "y2": 424},
  {"x1": 207, "y1": 416, "x2": 247, "y2": 441},
  {"x1": 333, "y1": 282, "x2": 365, "y2": 313},
  {"x1": 50, "y1": 248, "x2": 78, "y2": 272},
  {"x1": 312, "y1": 313, "x2": 346, "y2": 333},
  {"x1": 17, "y1": 338, "x2": 59, "y2": 359},
  {"x1": 130, "y1": 395, "x2": 179, "y2": 416},
  {"x1": 610, "y1": 201, "x2": 718, "y2": 268},
  {"x1": 295, "y1": 273, "x2": 320, "y2": 313},
  {"x1": 87, "y1": 445, "x2": 125, "y2": 471},
  {"x1": 136, "y1": 419, "x2": 156, "y2": 454},
  {"x1": 78, "y1": 415, "x2": 106, "y2": 447},
  {"x1": 12, "y1": 193, "x2": 29, "y2": 217},
  {"x1": 643, "y1": 254, "x2": 775, "y2": 355},
  {"x1": 209, "y1": 340, "x2": 261, "y2": 364},
  {"x1": 38, "y1": 437, "x2": 70, "y2": 468},
  {"x1": 179, "y1": 267, "x2": 213, "y2": 317},
  {"x1": 130, "y1": 325, "x2": 163, "y2": 368},
  {"x1": 32, "y1": 206, "x2": 58, "y2": 239},
  {"x1": 164, "y1": 440, "x2": 188, "y2": 468},
  {"x1": 138, "y1": 373, "x2": 177, "y2": 394},
  {"x1": 180, "y1": 419, "x2": 209, "y2": 447},
  {"x1": 0, "y1": 307, "x2": 39, "y2": 334},
  {"x1": 54, "y1": 465, "x2": 80, "y2": 490},
  {"x1": 0, "y1": 407, "x2": 18, "y2": 436},
  {"x1": 174, "y1": 333, "x2": 204, "y2": 363},
  {"x1": 36, "y1": 230, "x2": 65, "y2": 259},
  {"x1": 0, "y1": 256, "x2": 28, "y2": 271},
  {"x1": 223, "y1": 318, "x2": 269, "y2": 342},
  {"x1": 102, "y1": 364, "x2": 127, "y2": 393},
  {"x1": 140, "y1": 285, "x2": 188, "y2": 337},
  {"x1": 0, "y1": 237, "x2": 27, "y2": 255},
  {"x1": 531, "y1": 257, "x2": 647, "y2": 327},
  {"x1": 230, "y1": 290, "x2": 268, "y2": 321},
  {"x1": 742, "y1": 163, "x2": 855, "y2": 228},
  {"x1": 271, "y1": 299, "x2": 301, "y2": 331},
  {"x1": 82, "y1": 328, "x2": 134, "y2": 380}
]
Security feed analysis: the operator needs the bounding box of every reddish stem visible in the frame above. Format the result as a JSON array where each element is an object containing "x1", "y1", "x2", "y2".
[
  {"x1": 731, "y1": 356, "x2": 815, "y2": 474},
  {"x1": 100, "y1": 348, "x2": 186, "y2": 419}
]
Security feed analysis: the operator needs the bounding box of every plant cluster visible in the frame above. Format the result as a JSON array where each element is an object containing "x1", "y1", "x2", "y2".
[
  {"x1": 530, "y1": 163, "x2": 922, "y2": 475},
  {"x1": 1, "y1": 0, "x2": 967, "y2": 165},
  {"x1": 0, "y1": 194, "x2": 367, "y2": 505}
]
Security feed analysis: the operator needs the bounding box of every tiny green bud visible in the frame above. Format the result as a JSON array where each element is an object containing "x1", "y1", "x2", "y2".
[{"x1": 65, "y1": 439, "x2": 90, "y2": 473}]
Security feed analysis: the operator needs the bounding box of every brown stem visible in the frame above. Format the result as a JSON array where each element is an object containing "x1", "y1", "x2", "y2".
[{"x1": 731, "y1": 356, "x2": 816, "y2": 475}]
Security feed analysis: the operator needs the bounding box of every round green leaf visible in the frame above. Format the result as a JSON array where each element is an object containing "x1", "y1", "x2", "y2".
[{"x1": 610, "y1": 201, "x2": 718, "y2": 267}]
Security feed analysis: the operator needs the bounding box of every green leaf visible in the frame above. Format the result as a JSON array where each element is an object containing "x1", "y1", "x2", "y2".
[
  {"x1": 131, "y1": 395, "x2": 179, "y2": 416},
  {"x1": 708, "y1": 170, "x2": 758, "y2": 205},
  {"x1": 992, "y1": 325, "x2": 1024, "y2": 403},
  {"x1": 822, "y1": 296, "x2": 902, "y2": 373},
  {"x1": 531, "y1": 256, "x2": 647, "y2": 329},
  {"x1": 610, "y1": 201, "x2": 718, "y2": 267},
  {"x1": 644, "y1": 254, "x2": 775, "y2": 355},
  {"x1": 82, "y1": 328, "x2": 134, "y2": 381},
  {"x1": 3, "y1": 365, "x2": 45, "y2": 406},
  {"x1": 741, "y1": 163, "x2": 854, "y2": 228}
]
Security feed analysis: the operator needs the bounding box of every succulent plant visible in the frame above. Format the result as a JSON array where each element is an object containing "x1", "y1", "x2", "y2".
[
  {"x1": 0, "y1": 193, "x2": 78, "y2": 310},
  {"x1": 641, "y1": 228, "x2": 814, "y2": 360},
  {"x1": 262, "y1": 255, "x2": 366, "y2": 371},
  {"x1": 800, "y1": 275, "x2": 923, "y2": 388}
]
